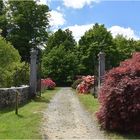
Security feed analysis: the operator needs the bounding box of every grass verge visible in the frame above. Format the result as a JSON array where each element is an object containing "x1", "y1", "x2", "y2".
[
  {"x1": 78, "y1": 93, "x2": 99, "y2": 113},
  {"x1": 76, "y1": 90, "x2": 140, "y2": 140},
  {"x1": 0, "y1": 88, "x2": 60, "y2": 139}
]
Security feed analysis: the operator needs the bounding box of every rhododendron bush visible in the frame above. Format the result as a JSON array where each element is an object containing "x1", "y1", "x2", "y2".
[
  {"x1": 96, "y1": 52, "x2": 140, "y2": 133},
  {"x1": 76, "y1": 75, "x2": 95, "y2": 94},
  {"x1": 41, "y1": 78, "x2": 56, "y2": 90}
]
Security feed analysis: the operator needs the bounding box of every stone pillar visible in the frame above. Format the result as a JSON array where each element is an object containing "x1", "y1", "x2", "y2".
[
  {"x1": 98, "y1": 51, "x2": 105, "y2": 89},
  {"x1": 30, "y1": 48, "x2": 38, "y2": 98}
]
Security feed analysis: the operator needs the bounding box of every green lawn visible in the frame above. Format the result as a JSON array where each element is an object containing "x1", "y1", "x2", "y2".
[
  {"x1": 0, "y1": 88, "x2": 60, "y2": 139},
  {"x1": 78, "y1": 93, "x2": 99, "y2": 113},
  {"x1": 76, "y1": 90, "x2": 140, "y2": 140}
]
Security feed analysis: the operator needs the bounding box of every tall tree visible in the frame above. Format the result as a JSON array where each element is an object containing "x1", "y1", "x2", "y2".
[
  {"x1": 42, "y1": 29, "x2": 78, "y2": 85},
  {"x1": 78, "y1": 23, "x2": 116, "y2": 75},
  {"x1": 42, "y1": 45, "x2": 78, "y2": 85},
  {"x1": 0, "y1": 0, "x2": 7, "y2": 38},
  {"x1": 46, "y1": 29, "x2": 76, "y2": 52},
  {"x1": 6, "y1": 0, "x2": 50, "y2": 62},
  {"x1": 113, "y1": 35, "x2": 140, "y2": 65}
]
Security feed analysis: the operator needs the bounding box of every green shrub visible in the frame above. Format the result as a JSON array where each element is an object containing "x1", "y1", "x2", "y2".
[
  {"x1": 13, "y1": 62, "x2": 29, "y2": 87},
  {"x1": 71, "y1": 79, "x2": 83, "y2": 89},
  {"x1": 0, "y1": 36, "x2": 24, "y2": 87}
]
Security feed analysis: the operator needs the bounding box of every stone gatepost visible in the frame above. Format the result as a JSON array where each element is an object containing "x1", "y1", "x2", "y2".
[
  {"x1": 30, "y1": 48, "x2": 38, "y2": 98},
  {"x1": 98, "y1": 51, "x2": 105, "y2": 89}
]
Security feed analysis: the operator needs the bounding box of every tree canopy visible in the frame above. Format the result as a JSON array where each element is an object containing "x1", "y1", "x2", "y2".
[
  {"x1": 0, "y1": 0, "x2": 7, "y2": 38},
  {"x1": 42, "y1": 29, "x2": 78, "y2": 85},
  {"x1": 42, "y1": 24, "x2": 140, "y2": 85},
  {"x1": 0, "y1": 0, "x2": 50, "y2": 62},
  {"x1": 42, "y1": 45, "x2": 78, "y2": 85},
  {"x1": 46, "y1": 29, "x2": 76, "y2": 52},
  {"x1": 78, "y1": 23, "x2": 116, "y2": 75},
  {"x1": 113, "y1": 35, "x2": 139, "y2": 65},
  {"x1": 1, "y1": 1, "x2": 140, "y2": 87}
]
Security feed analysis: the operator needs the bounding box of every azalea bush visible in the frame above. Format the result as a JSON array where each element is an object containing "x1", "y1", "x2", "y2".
[
  {"x1": 96, "y1": 52, "x2": 140, "y2": 133},
  {"x1": 41, "y1": 78, "x2": 56, "y2": 90},
  {"x1": 76, "y1": 75, "x2": 95, "y2": 94}
]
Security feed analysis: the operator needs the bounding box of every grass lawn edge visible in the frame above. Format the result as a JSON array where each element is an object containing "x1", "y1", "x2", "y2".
[
  {"x1": 0, "y1": 87, "x2": 60, "y2": 139},
  {"x1": 73, "y1": 88, "x2": 140, "y2": 140}
]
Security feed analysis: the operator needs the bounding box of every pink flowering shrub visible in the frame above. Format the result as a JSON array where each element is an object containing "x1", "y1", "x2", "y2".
[
  {"x1": 41, "y1": 78, "x2": 56, "y2": 90},
  {"x1": 76, "y1": 75, "x2": 95, "y2": 94}
]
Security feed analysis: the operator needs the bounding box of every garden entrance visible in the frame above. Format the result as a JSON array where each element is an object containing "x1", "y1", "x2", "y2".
[{"x1": 30, "y1": 49, "x2": 106, "y2": 97}]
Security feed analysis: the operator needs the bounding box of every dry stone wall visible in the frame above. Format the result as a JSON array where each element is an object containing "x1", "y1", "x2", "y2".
[{"x1": 0, "y1": 86, "x2": 29, "y2": 108}]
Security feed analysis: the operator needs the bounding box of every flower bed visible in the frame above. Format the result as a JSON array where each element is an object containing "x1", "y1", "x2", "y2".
[{"x1": 41, "y1": 78, "x2": 56, "y2": 90}]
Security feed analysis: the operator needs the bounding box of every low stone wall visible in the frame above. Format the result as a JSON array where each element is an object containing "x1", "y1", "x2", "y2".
[{"x1": 0, "y1": 85, "x2": 30, "y2": 108}]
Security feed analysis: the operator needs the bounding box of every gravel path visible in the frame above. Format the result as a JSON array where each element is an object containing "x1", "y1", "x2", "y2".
[{"x1": 41, "y1": 87, "x2": 106, "y2": 140}]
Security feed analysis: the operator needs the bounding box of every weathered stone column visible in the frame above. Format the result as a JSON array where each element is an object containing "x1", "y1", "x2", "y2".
[
  {"x1": 30, "y1": 48, "x2": 38, "y2": 98},
  {"x1": 98, "y1": 51, "x2": 105, "y2": 89}
]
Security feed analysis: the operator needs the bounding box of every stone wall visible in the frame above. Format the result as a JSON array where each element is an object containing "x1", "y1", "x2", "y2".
[{"x1": 0, "y1": 85, "x2": 30, "y2": 108}]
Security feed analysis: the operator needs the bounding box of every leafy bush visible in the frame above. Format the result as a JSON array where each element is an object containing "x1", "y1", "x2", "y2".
[
  {"x1": 42, "y1": 45, "x2": 78, "y2": 85},
  {"x1": 0, "y1": 37, "x2": 22, "y2": 87},
  {"x1": 41, "y1": 78, "x2": 56, "y2": 90},
  {"x1": 71, "y1": 79, "x2": 83, "y2": 89},
  {"x1": 77, "y1": 75, "x2": 95, "y2": 94},
  {"x1": 13, "y1": 62, "x2": 29, "y2": 86},
  {"x1": 96, "y1": 52, "x2": 140, "y2": 133}
]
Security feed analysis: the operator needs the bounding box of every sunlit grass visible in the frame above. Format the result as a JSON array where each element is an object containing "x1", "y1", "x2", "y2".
[
  {"x1": 76, "y1": 90, "x2": 140, "y2": 140},
  {"x1": 78, "y1": 93, "x2": 99, "y2": 113},
  {"x1": 0, "y1": 88, "x2": 60, "y2": 139}
]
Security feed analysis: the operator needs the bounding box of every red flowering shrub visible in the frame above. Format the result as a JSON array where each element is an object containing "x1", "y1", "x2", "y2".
[
  {"x1": 76, "y1": 75, "x2": 95, "y2": 94},
  {"x1": 41, "y1": 78, "x2": 56, "y2": 90},
  {"x1": 96, "y1": 52, "x2": 140, "y2": 133}
]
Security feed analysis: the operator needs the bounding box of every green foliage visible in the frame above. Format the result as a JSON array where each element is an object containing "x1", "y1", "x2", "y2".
[
  {"x1": 42, "y1": 29, "x2": 78, "y2": 85},
  {"x1": 78, "y1": 23, "x2": 116, "y2": 75},
  {"x1": 78, "y1": 24, "x2": 140, "y2": 75},
  {"x1": 113, "y1": 35, "x2": 140, "y2": 66},
  {"x1": 78, "y1": 93, "x2": 100, "y2": 113},
  {"x1": 42, "y1": 24, "x2": 140, "y2": 85},
  {"x1": 46, "y1": 29, "x2": 76, "y2": 53},
  {"x1": 13, "y1": 62, "x2": 29, "y2": 87},
  {"x1": 42, "y1": 45, "x2": 78, "y2": 85},
  {"x1": 135, "y1": 40, "x2": 140, "y2": 51},
  {"x1": 0, "y1": 0, "x2": 7, "y2": 38},
  {"x1": 0, "y1": 36, "x2": 21, "y2": 87},
  {"x1": 4, "y1": 0, "x2": 50, "y2": 62},
  {"x1": 71, "y1": 79, "x2": 83, "y2": 89},
  {"x1": 79, "y1": 23, "x2": 113, "y2": 50}
]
